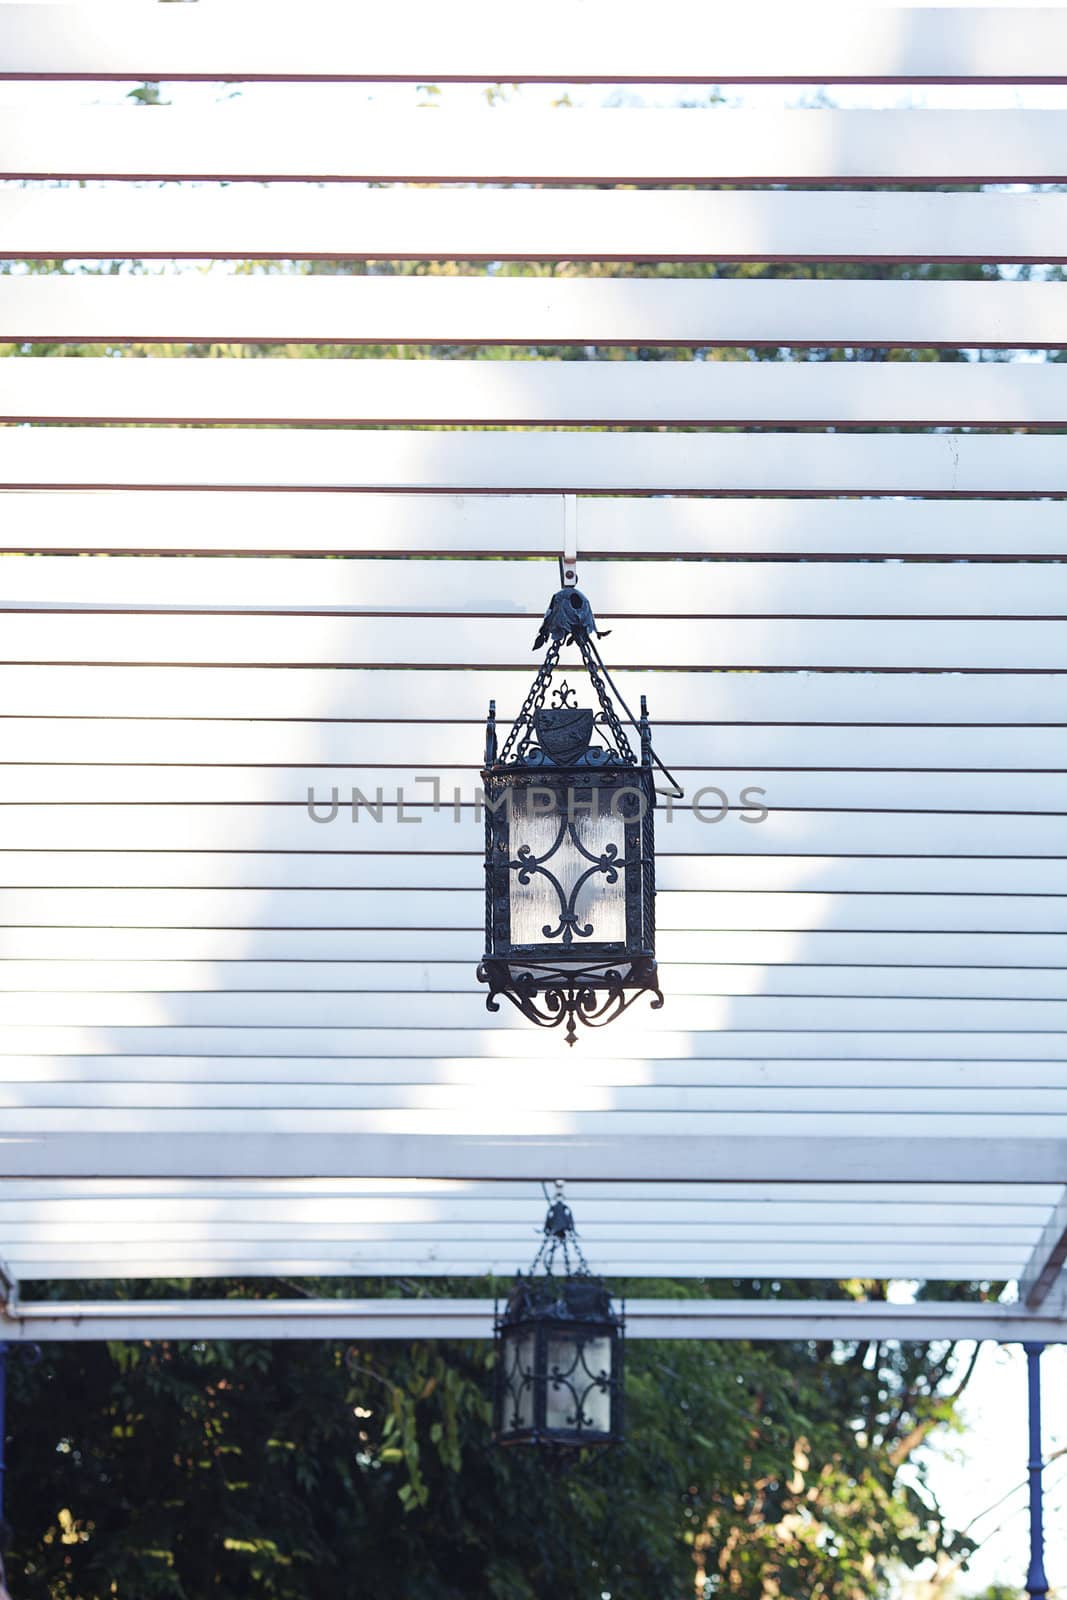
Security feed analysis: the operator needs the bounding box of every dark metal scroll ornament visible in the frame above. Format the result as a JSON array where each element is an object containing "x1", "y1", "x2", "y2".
[{"x1": 477, "y1": 956, "x2": 663, "y2": 1048}]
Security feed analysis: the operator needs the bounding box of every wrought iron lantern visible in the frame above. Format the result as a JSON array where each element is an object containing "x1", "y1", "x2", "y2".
[
  {"x1": 477, "y1": 578, "x2": 676, "y2": 1045},
  {"x1": 494, "y1": 1185, "x2": 624, "y2": 1450}
]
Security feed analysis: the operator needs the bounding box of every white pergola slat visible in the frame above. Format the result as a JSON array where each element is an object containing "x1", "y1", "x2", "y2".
[
  {"x1": 5, "y1": 278, "x2": 1064, "y2": 350},
  {"x1": 3, "y1": 6, "x2": 1065, "y2": 84},
  {"x1": 4, "y1": 1297, "x2": 1067, "y2": 1344},
  {"x1": 12, "y1": 356, "x2": 1067, "y2": 426},
  {"x1": 2, "y1": 1131, "x2": 1065, "y2": 1183},
  {"x1": 6, "y1": 427, "x2": 1067, "y2": 494},
  {"x1": 6, "y1": 188, "x2": 1067, "y2": 263},
  {"x1": 2, "y1": 6, "x2": 1067, "y2": 1330},
  {"x1": 5, "y1": 493, "x2": 1067, "y2": 557},
  {"x1": 4, "y1": 108, "x2": 1067, "y2": 184},
  {"x1": 8, "y1": 554, "x2": 1067, "y2": 613}
]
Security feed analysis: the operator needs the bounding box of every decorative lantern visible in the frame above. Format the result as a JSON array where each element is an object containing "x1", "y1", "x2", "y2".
[
  {"x1": 494, "y1": 1185, "x2": 624, "y2": 1450},
  {"x1": 477, "y1": 580, "x2": 675, "y2": 1045}
]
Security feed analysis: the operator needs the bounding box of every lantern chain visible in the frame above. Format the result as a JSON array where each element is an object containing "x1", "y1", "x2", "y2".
[{"x1": 496, "y1": 638, "x2": 563, "y2": 766}]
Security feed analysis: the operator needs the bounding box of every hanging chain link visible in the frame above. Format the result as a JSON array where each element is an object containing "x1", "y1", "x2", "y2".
[{"x1": 496, "y1": 638, "x2": 563, "y2": 765}]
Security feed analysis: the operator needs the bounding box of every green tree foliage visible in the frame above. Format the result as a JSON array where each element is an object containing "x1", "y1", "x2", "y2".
[{"x1": 4, "y1": 1279, "x2": 987, "y2": 1600}]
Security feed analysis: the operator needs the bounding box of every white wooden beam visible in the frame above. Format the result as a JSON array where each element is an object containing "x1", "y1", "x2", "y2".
[
  {"x1": 0, "y1": 987, "x2": 1062, "y2": 1032},
  {"x1": 0, "y1": 886, "x2": 1062, "y2": 936},
  {"x1": 3, "y1": 613, "x2": 1063, "y2": 669},
  {"x1": 1, "y1": 1132, "x2": 1065, "y2": 1182},
  {"x1": 5, "y1": 188, "x2": 1066, "y2": 264},
  {"x1": 9, "y1": 554, "x2": 1067, "y2": 616},
  {"x1": 0, "y1": 1027, "x2": 1059, "y2": 1062},
  {"x1": 5, "y1": 492, "x2": 1067, "y2": 558},
  {"x1": 2, "y1": 665, "x2": 1063, "y2": 723},
  {"x1": 4, "y1": 276, "x2": 1064, "y2": 349},
  {"x1": 3, "y1": 6, "x2": 1065, "y2": 84},
  {"x1": 11, "y1": 356, "x2": 1067, "y2": 427},
  {"x1": 1, "y1": 808, "x2": 1063, "y2": 861},
  {"x1": 6, "y1": 428, "x2": 1067, "y2": 495},
  {"x1": 4, "y1": 1296, "x2": 1064, "y2": 1343},
  {"x1": 6, "y1": 109, "x2": 1067, "y2": 184},
  {"x1": 1019, "y1": 1187, "x2": 1067, "y2": 1309}
]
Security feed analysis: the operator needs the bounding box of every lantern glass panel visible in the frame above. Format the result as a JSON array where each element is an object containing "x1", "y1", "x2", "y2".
[
  {"x1": 507, "y1": 790, "x2": 627, "y2": 948},
  {"x1": 500, "y1": 1327, "x2": 537, "y2": 1436},
  {"x1": 545, "y1": 1331, "x2": 613, "y2": 1435}
]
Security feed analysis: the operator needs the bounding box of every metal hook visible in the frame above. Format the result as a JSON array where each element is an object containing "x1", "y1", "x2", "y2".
[{"x1": 560, "y1": 495, "x2": 578, "y2": 588}]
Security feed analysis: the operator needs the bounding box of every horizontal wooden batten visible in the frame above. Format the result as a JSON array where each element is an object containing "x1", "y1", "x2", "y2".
[
  {"x1": 5, "y1": 277, "x2": 1065, "y2": 350},
  {"x1": 5, "y1": 555, "x2": 1067, "y2": 618},
  {"x1": 5, "y1": 188, "x2": 1067, "y2": 264},
  {"x1": 3, "y1": 7, "x2": 1065, "y2": 84},
  {"x1": 0, "y1": 807, "x2": 1061, "y2": 858},
  {"x1": 5, "y1": 1298, "x2": 1062, "y2": 1342},
  {"x1": 2, "y1": 613, "x2": 1064, "y2": 669},
  {"x1": 1, "y1": 1025, "x2": 1065, "y2": 1062},
  {"x1": 6, "y1": 492, "x2": 1067, "y2": 557},
  {"x1": 1, "y1": 986, "x2": 1066, "y2": 1031},
  {"x1": 11, "y1": 356, "x2": 1067, "y2": 427},
  {"x1": 4, "y1": 1071, "x2": 1067, "y2": 1109},
  {"x1": 3, "y1": 1130, "x2": 1067, "y2": 1184},
  {"x1": 3, "y1": 719, "x2": 1061, "y2": 772},
  {"x1": 7, "y1": 428, "x2": 1067, "y2": 495},
  {"x1": 2, "y1": 886, "x2": 1059, "y2": 934},
  {"x1": 1, "y1": 853, "x2": 1064, "y2": 898},
  {"x1": 5, "y1": 1059, "x2": 1066, "y2": 1094},
  {"x1": 3, "y1": 1257, "x2": 1022, "y2": 1281},
  {"x1": 5, "y1": 108, "x2": 1067, "y2": 184},
  {"x1": 1, "y1": 667, "x2": 1062, "y2": 724},
  {"x1": 0, "y1": 1219, "x2": 1039, "y2": 1246},
  {"x1": 0, "y1": 767, "x2": 1063, "y2": 814}
]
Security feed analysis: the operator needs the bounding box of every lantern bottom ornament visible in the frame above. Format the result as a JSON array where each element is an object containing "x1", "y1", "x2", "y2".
[
  {"x1": 477, "y1": 582, "x2": 669, "y2": 1045},
  {"x1": 494, "y1": 1187, "x2": 624, "y2": 1451}
]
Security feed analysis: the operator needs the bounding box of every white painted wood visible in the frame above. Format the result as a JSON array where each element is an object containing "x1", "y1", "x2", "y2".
[
  {"x1": 0, "y1": 1028, "x2": 1063, "y2": 1063},
  {"x1": 7, "y1": 1297, "x2": 1064, "y2": 1344},
  {"x1": 0, "y1": 989, "x2": 1060, "y2": 1032},
  {"x1": 0, "y1": 1257, "x2": 1025, "y2": 1281},
  {"x1": 0, "y1": 1237, "x2": 1027, "y2": 1264},
  {"x1": 2, "y1": 612, "x2": 1062, "y2": 668},
  {"x1": 5, "y1": 1057, "x2": 1067, "y2": 1091},
  {"x1": 4, "y1": 960, "x2": 1067, "y2": 1001},
  {"x1": 8, "y1": 428, "x2": 1067, "y2": 495},
  {"x1": 4, "y1": 720, "x2": 1061, "y2": 772},
  {"x1": 4, "y1": 851, "x2": 1065, "y2": 897},
  {"x1": 11, "y1": 554, "x2": 1067, "y2": 618},
  {"x1": 12, "y1": 355, "x2": 1067, "y2": 427},
  {"x1": 0, "y1": 766, "x2": 1061, "y2": 811},
  {"x1": 5, "y1": 276, "x2": 1064, "y2": 349},
  {"x1": 6, "y1": 187, "x2": 1066, "y2": 263},
  {"x1": 2, "y1": 665, "x2": 1062, "y2": 723},
  {"x1": 1, "y1": 805, "x2": 1061, "y2": 858},
  {"x1": 1, "y1": 1179, "x2": 1042, "y2": 1205},
  {"x1": 4, "y1": 6, "x2": 1065, "y2": 83},
  {"x1": 2, "y1": 1129, "x2": 1066, "y2": 1183},
  {"x1": 1019, "y1": 1187, "x2": 1067, "y2": 1308},
  {"x1": 0, "y1": 1221, "x2": 1040, "y2": 1247},
  {"x1": 5, "y1": 1296, "x2": 1065, "y2": 1341},
  {"x1": 1, "y1": 886, "x2": 1061, "y2": 935},
  {"x1": 4, "y1": 927, "x2": 1062, "y2": 968},
  {"x1": 3, "y1": 1106, "x2": 1062, "y2": 1141},
  {"x1": 2, "y1": 1075, "x2": 1065, "y2": 1112},
  {"x1": 6, "y1": 492, "x2": 1067, "y2": 558},
  {"x1": 8, "y1": 109, "x2": 1067, "y2": 184}
]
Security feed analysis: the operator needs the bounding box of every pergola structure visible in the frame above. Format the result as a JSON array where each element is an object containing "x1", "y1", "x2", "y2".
[{"x1": 2, "y1": 1, "x2": 1067, "y2": 1585}]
